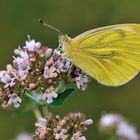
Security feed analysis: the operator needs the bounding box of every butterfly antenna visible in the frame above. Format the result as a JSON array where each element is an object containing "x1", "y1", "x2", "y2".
[{"x1": 39, "y1": 19, "x2": 63, "y2": 35}]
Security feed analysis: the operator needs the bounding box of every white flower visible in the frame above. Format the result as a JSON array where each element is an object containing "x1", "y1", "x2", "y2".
[
  {"x1": 18, "y1": 62, "x2": 30, "y2": 71},
  {"x1": 13, "y1": 50, "x2": 31, "y2": 80},
  {"x1": 54, "y1": 125, "x2": 62, "y2": 132},
  {"x1": 6, "y1": 64, "x2": 18, "y2": 79},
  {"x1": 71, "y1": 132, "x2": 86, "y2": 140},
  {"x1": 0, "y1": 71, "x2": 16, "y2": 88},
  {"x1": 8, "y1": 93, "x2": 22, "y2": 108},
  {"x1": 75, "y1": 74, "x2": 88, "y2": 91},
  {"x1": 13, "y1": 49, "x2": 29, "y2": 66},
  {"x1": 99, "y1": 114, "x2": 123, "y2": 128},
  {"x1": 35, "y1": 118, "x2": 47, "y2": 139},
  {"x1": 55, "y1": 129, "x2": 67, "y2": 140},
  {"x1": 24, "y1": 38, "x2": 41, "y2": 52},
  {"x1": 14, "y1": 133, "x2": 32, "y2": 140},
  {"x1": 53, "y1": 48, "x2": 62, "y2": 56},
  {"x1": 17, "y1": 68, "x2": 29, "y2": 80},
  {"x1": 35, "y1": 118, "x2": 47, "y2": 128},
  {"x1": 43, "y1": 65, "x2": 59, "y2": 79},
  {"x1": 116, "y1": 121, "x2": 139, "y2": 140},
  {"x1": 81, "y1": 119, "x2": 93, "y2": 126},
  {"x1": 42, "y1": 87, "x2": 58, "y2": 104},
  {"x1": 62, "y1": 61, "x2": 71, "y2": 71},
  {"x1": 13, "y1": 48, "x2": 31, "y2": 80},
  {"x1": 55, "y1": 59, "x2": 71, "y2": 72},
  {"x1": 55, "y1": 59, "x2": 64, "y2": 70}
]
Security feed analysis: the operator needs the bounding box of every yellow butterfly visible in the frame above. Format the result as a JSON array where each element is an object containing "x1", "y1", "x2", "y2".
[{"x1": 39, "y1": 20, "x2": 140, "y2": 86}]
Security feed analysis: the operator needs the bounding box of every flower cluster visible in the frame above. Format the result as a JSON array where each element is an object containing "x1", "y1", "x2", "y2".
[
  {"x1": 0, "y1": 36, "x2": 88, "y2": 109},
  {"x1": 33, "y1": 112, "x2": 93, "y2": 140},
  {"x1": 98, "y1": 113, "x2": 140, "y2": 140}
]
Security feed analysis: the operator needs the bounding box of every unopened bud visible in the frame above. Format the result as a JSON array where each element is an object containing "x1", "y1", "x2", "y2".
[
  {"x1": 46, "y1": 127, "x2": 52, "y2": 132},
  {"x1": 36, "y1": 42, "x2": 41, "y2": 49},
  {"x1": 1, "y1": 103, "x2": 9, "y2": 110},
  {"x1": 24, "y1": 60, "x2": 31, "y2": 66},
  {"x1": 46, "y1": 48, "x2": 53, "y2": 57},
  {"x1": 29, "y1": 83, "x2": 36, "y2": 90},
  {"x1": 14, "y1": 49, "x2": 21, "y2": 55},
  {"x1": 56, "y1": 115, "x2": 60, "y2": 119},
  {"x1": 74, "y1": 124, "x2": 78, "y2": 129},
  {"x1": 60, "y1": 120, "x2": 65, "y2": 126},
  {"x1": 30, "y1": 57, "x2": 36, "y2": 62},
  {"x1": 6, "y1": 64, "x2": 13, "y2": 71},
  {"x1": 48, "y1": 79, "x2": 56, "y2": 84},
  {"x1": 21, "y1": 81, "x2": 25, "y2": 86},
  {"x1": 35, "y1": 69, "x2": 39, "y2": 72},
  {"x1": 82, "y1": 119, "x2": 93, "y2": 126}
]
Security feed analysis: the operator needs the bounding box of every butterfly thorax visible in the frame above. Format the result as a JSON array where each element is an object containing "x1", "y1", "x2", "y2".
[{"x1": 59, "y1": 34, "x2": 75, "y2": 60}]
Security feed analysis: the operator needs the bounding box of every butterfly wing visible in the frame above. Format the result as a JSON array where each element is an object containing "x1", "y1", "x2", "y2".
[{"x1": 67, "y1": 24, "x2": 140, "y2": 86}]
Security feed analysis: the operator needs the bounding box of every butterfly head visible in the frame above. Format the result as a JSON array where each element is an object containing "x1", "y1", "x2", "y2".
[
  {"x1": 59, "y1": 34, "x2": 72, "y2": 48},
  {"x1": 58, "y1": 34, "x2": 73, "y2": 58}
]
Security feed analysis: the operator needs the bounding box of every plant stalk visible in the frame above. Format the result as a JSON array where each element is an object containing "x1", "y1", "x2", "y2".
[
  {"x1": 33, "y1": 107, "x2": 42, "y2": 121},
  {"x1": 42, "y1": 105, "x2": 49, "y2": 117}
]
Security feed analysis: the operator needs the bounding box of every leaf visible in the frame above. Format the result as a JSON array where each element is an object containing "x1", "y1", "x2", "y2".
[{"x1": 50, "y1": 88, "x2": 76, "y2": 108}]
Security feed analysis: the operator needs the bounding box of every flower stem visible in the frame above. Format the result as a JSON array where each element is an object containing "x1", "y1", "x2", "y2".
[
  {"x1": 33, "y1": 107, "x2": 42, "y2": 121},
  {"x1": 42, "y1": 105, "x2": 48, "y2": 117}
]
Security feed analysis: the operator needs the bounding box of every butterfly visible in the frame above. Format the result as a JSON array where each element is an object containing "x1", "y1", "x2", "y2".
[{"x1": 39, "y1": 20, "x2": 140, "y2": 86}]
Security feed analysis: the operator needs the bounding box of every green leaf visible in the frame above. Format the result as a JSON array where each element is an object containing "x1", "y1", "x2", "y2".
[{"x1": 50, "y1": 88, "x2": 76, "y2": 108}]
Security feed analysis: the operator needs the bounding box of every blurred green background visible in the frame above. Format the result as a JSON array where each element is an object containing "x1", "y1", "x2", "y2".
[{"x1": 0, "y1": 0, "x2": 140, "y2": 139}]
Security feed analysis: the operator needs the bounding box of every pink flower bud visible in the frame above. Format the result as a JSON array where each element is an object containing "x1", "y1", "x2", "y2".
[
  {"x1": 6, "y1": 64, "x2": 12, "y2": 71},
  {"x1": 29, "y1": 83, "x2": 36, "y2": 90},
  {"x1": 82, "y1": 119, "x2": 93, "y2": 126},
  {"x1": 36, "y1": 42, "x2": 41, "y2": 49},
  {"x1": 30, "y1": 58, "x2": 36, "y2": 62},
  {"x1": 24, "y1": 60, "x2": 31, "y2": 66},
  {"x1": 47, "y1": 79, "x2": 56, "y2": 85},
  {"x1": 60, "y1": 120, "x2": 66, "y2": 126},
  {"x1": 1, "y1": 103, "x2": 9, "y2": 110},
  {"x1": 47, "y1": 79, "x2": 53, "y2": 84},
  {"x1": 38, "y1": 127, "x2": 47, "y2": 139},
  {"x1": 45, "y1": 48, "x2": 53, "y2": 57},
  {"x1": 14, "y1": 49, "x2": 21, "y2": 55}
]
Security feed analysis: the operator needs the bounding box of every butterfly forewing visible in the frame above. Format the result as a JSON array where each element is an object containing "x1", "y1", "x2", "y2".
[{"x1": 68, "y1": 24, "x2": 140, "y2": 86}]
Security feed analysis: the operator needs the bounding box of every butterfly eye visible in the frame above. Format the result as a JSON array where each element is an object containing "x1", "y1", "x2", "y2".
[
  {"x1": 63, "y1": 36, "x2": 68, "y2": 42},
  {"x1": 58, "y1": 40, "x2": 63, "y2": 48},
  {"x1": 58, "y1": 44, "x2": 62, "y2": 49}
]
